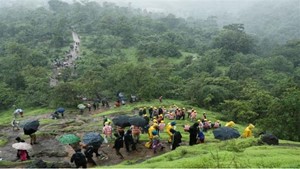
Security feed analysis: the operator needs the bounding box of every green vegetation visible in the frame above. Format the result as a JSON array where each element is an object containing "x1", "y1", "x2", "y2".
[{"x1": 0, "y1": 0, "x2": 299, "y2": 146}]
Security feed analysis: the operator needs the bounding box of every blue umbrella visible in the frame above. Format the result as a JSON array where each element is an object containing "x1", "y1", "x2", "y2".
[
  {"x1": 82, "y1": 132, "x2": 104, "y2": 146},
  {"x1": 56, "y1": 107, "x2": 65, "y2": 113},
  {"x1": 213, "y1": 127, "x2": 240, "y2": 140}
]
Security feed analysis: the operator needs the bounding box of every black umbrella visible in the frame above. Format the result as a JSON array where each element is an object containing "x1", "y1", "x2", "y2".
[
  {"x1": 129, "y1": 116, "x2": 148, "y2": 127},
  {"x1": 213, "y1": 127, "x2": 240, "y2": 140},
  {"x1": 82, "y1": 132, "x2": 104, "y2": 146},
  {"x1": 112, "y1": 115, "x2": 131, "y2": 127},
  {"x1": 261, "y1": 133, "x2": 279, "y2": 145},
  {"x1": 23, "y1": 120, "x2": 39, "y2": 135}
]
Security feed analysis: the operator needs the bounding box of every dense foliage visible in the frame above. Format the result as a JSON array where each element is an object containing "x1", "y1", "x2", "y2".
[{"x1": 0, "y1": 0, "x2": 299, "y2": 141}]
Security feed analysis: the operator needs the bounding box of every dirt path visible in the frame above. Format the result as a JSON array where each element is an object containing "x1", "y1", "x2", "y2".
[{"x1": 0, "y1": 107, "x2": 170, "y2": 168}]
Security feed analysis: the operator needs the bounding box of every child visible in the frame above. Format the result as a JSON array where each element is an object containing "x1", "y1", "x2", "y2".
[
  {"x1": 102, "y1": 122, "x2": 112, "y2": 142},
  {"x1": 152, "y1": 131, "x2": 164, "y2": 153},
  {"x1": 71, "y1": 149, "x2": 87, "y2": 168}
]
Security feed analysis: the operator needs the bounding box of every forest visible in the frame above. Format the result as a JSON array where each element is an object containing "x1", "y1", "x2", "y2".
[{"x1": 0, "y1": 0, "x2": 299, "y2": 142}]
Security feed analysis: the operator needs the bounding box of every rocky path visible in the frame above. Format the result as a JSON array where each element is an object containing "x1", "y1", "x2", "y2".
[{"x1": 0, "y1": 107, "x2": 170, "y2": 168}]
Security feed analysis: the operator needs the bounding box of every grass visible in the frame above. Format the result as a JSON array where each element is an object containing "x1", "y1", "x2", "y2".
[{"x1": 1, "y1": 99, "x2": 300, "y2": 168}]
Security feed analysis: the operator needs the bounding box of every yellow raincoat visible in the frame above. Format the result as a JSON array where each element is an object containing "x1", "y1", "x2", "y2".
[
  {"x1": 225, "y1": 121, "x2": 235, "y2": 127},
  {"x1": 242, "y1": 124, "x2": 255, "y2": 138}
]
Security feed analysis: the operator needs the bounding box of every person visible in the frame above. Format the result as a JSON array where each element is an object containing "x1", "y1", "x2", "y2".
[
  {"x1": 15, "y1": 137, "x2": 30, "y2": 160},
  {"x1": 159, "y1": 120, "x2": 166, "y2": 132},
  {"x1": 131, "y1": 125, "x2": 141, "y2": 150},
  {"x1": 51, "y1": 111, "x2": 60, "y2": 119},
  {"x1": 83, "y1": 145, "x2": 97, "y2": 166},
  {"x1": 166, "y1": 121, "x2": 176, "y2": 143},
  {"x1": 197, "y1": 130, "x2": 205, "y2": 143},
  {"x1": 170, "y1": 129, "x2": 182, "y2": 150},
  {"x1": 71, "y1": 149, "x2": 87, "y2": 168},
  {"x1": 152, "y1": 131, "x2": 164, "y2": 153},
  {"x1": 113, "y1": 132, "x2": 124, "y2": 159},
  {"x1": 148, "y1": 106, "x2": 153, "y2": 118},
  {"x1": 87, "y1": 103, "x2": 92, "y2": 112},
  {"x1": 13, "y1": 109, "x2": 24, "y2": 118},
  {"x1": 242, "y1": 124, "x2": 255, "y2": 138},
  {"x1": 190, "y1": 110, "x2": 197, "y2": 121},
  {"x1": 29, "y1": 133, "x2": 37, "y2": 145},
  {"x1": 18, "y1": 150, "x2": 29, "y2": 161},
  {"x1": 124, "y1": 129, "x2": 134, "y2": 152},
  {"x1": 146, "y1": 123, "x2": 159, "y2": 149},
  {"x1": 225, "y1": 121, "x2": 235, "y2": 128},
  {"x1": 188, "y1": 123, "x2": 199, "y2": 146},
  {"x1": 102, "y1": 122, "x2": 113, "y2": 142},
  {"x1": 213, "y1": 120, "x2": 221, "y2": 128},
  {"x1": 159, "y1": 96, "x2": 163, "y2": 102},
  {"x1": 11, "y1": 118, "x2": 20, "y2": 130}
]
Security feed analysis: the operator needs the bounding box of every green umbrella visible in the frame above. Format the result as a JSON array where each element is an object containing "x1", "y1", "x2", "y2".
[
  {"x1": 77, "y1": 104, "x2": 86, "y2": 110},
  {"x1": 58, "y1": 134, "x2": 80, "y2": 144}
]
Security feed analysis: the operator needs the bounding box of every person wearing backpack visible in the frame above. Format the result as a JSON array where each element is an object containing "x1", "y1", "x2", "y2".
[{"x1": 70, "y1": 149, "x2": 87, "y2": 168}]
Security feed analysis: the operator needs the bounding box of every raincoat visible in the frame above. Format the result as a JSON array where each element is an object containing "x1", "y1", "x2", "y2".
[
  {"x1": 242, "y1": 124, "x2": 255, "y2": 138},
  {"x1": 225, "y1": 121, "x2": 235, "y2": 127}
]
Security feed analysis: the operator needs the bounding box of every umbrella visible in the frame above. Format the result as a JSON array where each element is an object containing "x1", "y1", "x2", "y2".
[
  {"x1": 129, "y1": 116, "x2": 148, "y2": 127},
  {"x1": 213, "y1": 127, "x2": 240, "y2": 140},
  {"x1": 82, "y1": 132, "x2": 104, "y2": 146},
  {"x1": 58, "y1": 134, "x2": 80, "y2": 144},
  {"x1": 56, "y1": 107, "x2": 65, "y2": 113},
  {"x1": 23, "y1": 120, "x2": 39, "y2": 135},
  {"x1": 77, "y1": 104, "x2": 86, "y2": 110},
  {"x1": 12, "y1": 142, "x2": 32, "y2": 150},
  {"x1": 112, "y1": 115, "x2": 131, "y2": 127},
  {"x1": 14, "y1": 109, "x2": 23, "y2": 113}
]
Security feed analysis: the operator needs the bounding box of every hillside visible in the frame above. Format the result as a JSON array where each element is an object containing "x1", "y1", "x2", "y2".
[{"x1": 0, "y1": 100, "x2": 300, "y2": 168}]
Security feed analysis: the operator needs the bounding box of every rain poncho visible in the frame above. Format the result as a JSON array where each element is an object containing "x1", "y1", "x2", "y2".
[
  {"x1": 242, "y1": 124, "x2": 255, "y2": 138},
  {"x1": 225, "y1": 121, "x2": 235, "y2": 127}
]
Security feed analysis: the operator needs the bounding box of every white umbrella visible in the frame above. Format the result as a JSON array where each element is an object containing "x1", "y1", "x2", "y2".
[{"x1": 12, "y1": 142, "x2": 32, "y2": 150}]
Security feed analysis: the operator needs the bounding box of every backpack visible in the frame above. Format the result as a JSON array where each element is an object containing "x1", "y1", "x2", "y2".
[{"x1": 73, "y1": 152, "x2": 87, "y2": 164}]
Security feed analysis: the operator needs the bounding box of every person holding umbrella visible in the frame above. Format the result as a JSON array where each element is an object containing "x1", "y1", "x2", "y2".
[
  {"x1": 71, "y1": 149, "x2": 87, "y2": 168},
  {"x1": 15, "y1": 137, "x2": 30, "y2": 160},
  {"x1": 23, "y1": 120, "x2": 39, "y2": 145}
]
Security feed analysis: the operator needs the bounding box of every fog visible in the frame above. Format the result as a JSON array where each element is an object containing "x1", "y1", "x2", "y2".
[{"x1": 0, "y1": 0, "x2": 282, "y2": 18}]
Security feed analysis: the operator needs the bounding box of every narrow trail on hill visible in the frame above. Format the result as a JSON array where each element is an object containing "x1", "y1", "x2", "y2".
[{"x1": 50, "y1": 31, "x2": 81, "y2": 87}]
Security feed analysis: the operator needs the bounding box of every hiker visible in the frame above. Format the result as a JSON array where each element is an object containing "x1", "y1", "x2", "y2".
[
  {"x1": 159, "y1": 96, "x2": 163, "y2": 102},
  {"x1": 18, "y1": 149, "x2": 30, "y2": 161},
  {"x1": 159, "y1": 120, "x2": 166, "y2": 132},
  {"x1": 87, "y1": 103, "x2": 92, "y2": 112},
  {"x1": 15, "y1": 137, "x2": 30, "y2": 160},
  {"x1": 146, "y1": 123, "x2": 159, "y2": 149},
  {"x1": 197, "y1": 130, "x2": 205, "y2": 143},
  {"x1": 152, "y1": 131, "x2": 164, "y2": 153},
  {"x1": 225, "y1": 121, "x2": 235, "y2": 128},
  {"x1": 84, "y1": 145, "x2": 97, "y2": 166},
  {"x1": 242, "y1": 124, "x2": 255, "y2": 138},
  {"x1": 71, "y1": 149, "x2": 87, "y2": 168},
  {"x1": 102, "y1": 122, "x2": 113, "y2": 142},
  {"x1": 51, "y1": 111, "x2": 60, "y2": 119},
  {"x1": 11, "y1": 118, "x2": 20, "y2": 130},
  {"x1": 131, "y1": 125, "x2": 141, "y2": 150},
  {"x1": 190, "y1": 110, "x2": 197, "y2": 121},
  {"x1": 170, "y1": 129, "x2": 182, "y2": 150},
  {"x1": 113, "y1": 132, "x2": 124, "y2": 159},
  {"x1": 166, "y1": 121, "x2": 176, "y2": 143},
  {"x1": 213, "y1": 120, "x2": 221, "y2": 128},
  {"x1": 124, "y1": 129, "x2": 134, "y2": 152},
  {"x1": 148, "y1": 106, "x2": 153, "y2": 118},
  {"x1": 188, "y1": 122, "x2": 200, "y2": 146},
  {"x1": 13, "y1": 109, "x2": 24, "y2": 118},
  {"x1": 29, "y1": 133, "x2": 37, "y2": 145}
]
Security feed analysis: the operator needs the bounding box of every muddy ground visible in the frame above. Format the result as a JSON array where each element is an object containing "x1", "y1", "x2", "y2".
[{"x1": 0, "y1": 107, "x2": 172, "y2": 168}]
